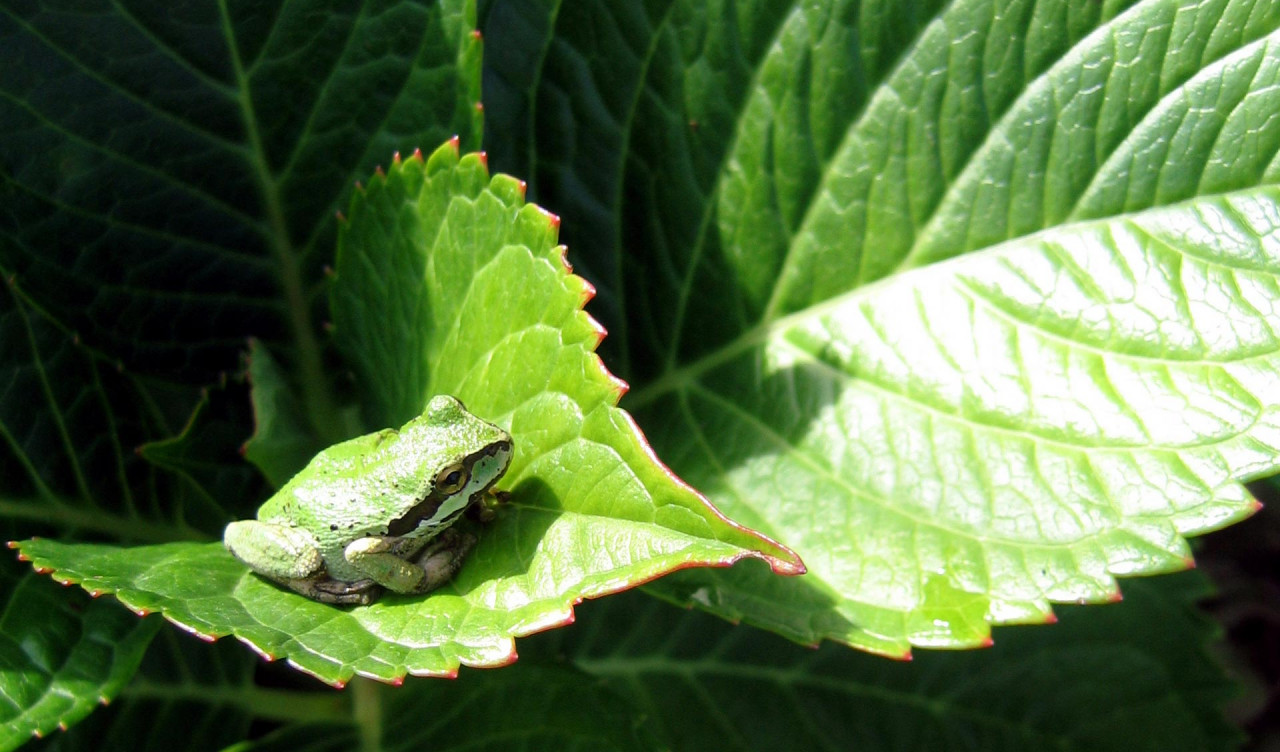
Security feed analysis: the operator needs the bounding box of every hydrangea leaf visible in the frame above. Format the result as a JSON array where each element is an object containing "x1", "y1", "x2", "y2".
[
  {"x1": 11, "y1": 141, "x2": 801, "y2": 686},
  {"x1": 217, "y1": 665, "x2": 657, "y2": 752},
  {"x1": 638, "y1": 186, "x2": 1279, "y2": 655},
  {"x1": 240, "y1": 340, "x2": 326, "y2": 489},
  {"x1": 0, "y1": 567, "x2": 160, "y2": 752},
  {"x1": 535, "y1": 571, "x2": 1240, "y2": 752},
  {"x1": 0, "y1": 0, "x2": 483, "y2": 390},
  {"x1": 483, "y1": 0, "x2": 1280, "y2": 653}
]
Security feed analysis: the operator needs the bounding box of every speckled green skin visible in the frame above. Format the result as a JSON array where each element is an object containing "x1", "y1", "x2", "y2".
[{"x1": 224, "y1": 396, "x2": 512, "y2": 603}]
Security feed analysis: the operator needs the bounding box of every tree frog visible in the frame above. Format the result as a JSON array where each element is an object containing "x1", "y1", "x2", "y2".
[{"x1": 224, "y1": 395, "x2": 513, "y2": 605}]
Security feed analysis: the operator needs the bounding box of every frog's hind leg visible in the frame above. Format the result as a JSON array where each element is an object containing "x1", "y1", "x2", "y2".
[
  {"x1": 225, "y1": 521, "x2": 381, "y2": 605},
  {"x1": 224, "y1": 520, "x2": 325, "y2": 581},
  {"x1": 410, "y1": 528, "x2": 476, "y2": 593}
]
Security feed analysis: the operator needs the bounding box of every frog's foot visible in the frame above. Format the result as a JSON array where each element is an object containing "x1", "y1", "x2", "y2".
[
  {"x1": 284, "y1": 577, "x2": 382, "y2": 606},
  {"x1": 224, "y1": 520, "x2": 324, "y2": 581},
  {"x1": 344, "y1": 529, "x2": 476, "y2": 595},
  {"x1": 469, "y1": 489, "x2": 511, "y2": 523},
  {"x1": 411, "y1": 528, "x2": 477, "y2": 593}
]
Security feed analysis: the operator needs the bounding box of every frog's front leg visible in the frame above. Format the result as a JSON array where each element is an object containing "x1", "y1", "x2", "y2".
[{"x1": 344, "y1": 529, "x2": 476, "y2": 594}]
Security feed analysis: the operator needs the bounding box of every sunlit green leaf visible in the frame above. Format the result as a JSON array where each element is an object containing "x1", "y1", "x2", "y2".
[
  {"x1": 484, "y1": 0, "x2": 1280, "y2": 653},
  {"x1": 12, "y1": 141, "x2": 801, "y2": 686}
]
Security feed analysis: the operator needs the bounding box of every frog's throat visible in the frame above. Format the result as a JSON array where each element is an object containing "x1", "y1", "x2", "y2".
[{"x1": 386, "y1": 440, "x2": 511, "y2": 537}]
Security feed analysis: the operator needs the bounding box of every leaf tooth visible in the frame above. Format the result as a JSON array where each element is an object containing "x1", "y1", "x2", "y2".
[
  {"x1": 392, "y1": 151, "x2": 402, "y2": 165},
  {"x1": 477, "y1": 151, "x2": 488, "y2": 169},
  {"x1": 470, "y1": 29, "x2": 482, "y2": 41},
  {"x1": 355, "y1": 668, "x2": 407, "y2": 685},
  {"x1": 234, "y1": 636, "x2": 277, "y2": 663},
  {"x1": 411, "y1": 147, "x2": 424, "y2": 162},
  {"x1": 165, "y1": 615, "x2": 218, "y2": 643},
  {"x1": 286, "y1": 657, "x2": 346, "y2": 688}
]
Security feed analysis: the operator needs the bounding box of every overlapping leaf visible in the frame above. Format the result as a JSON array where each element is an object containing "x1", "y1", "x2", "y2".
[
  {"x1": 483, "y1": 0, "x2": 1280, "y2": 653},
  {"x1": 18, "y1": 630, "x2": 305, "y2": 752},
  {"x1": 227, "y1": 665, "x2": 656, "y2": 752},
  {"x1": 14, "y1": 141, "x2": 802, "y2": 686},
  {"x1": 0, "y1": 0, "x2": 482, "y2": 390},
  {"x1": 1, "y1": 0, "x2": 491, "y2": 736},
  {"x1": 0, "y1": 567, "x2": 159, "y2": 752},
  {"x1": 534, "y1": 572, "x2": 1240, "y2": 751}
]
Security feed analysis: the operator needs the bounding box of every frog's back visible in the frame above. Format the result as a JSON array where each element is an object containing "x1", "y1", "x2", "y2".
[{"x1": 257, "y1": 429, "x2": 404, "y2": 539}]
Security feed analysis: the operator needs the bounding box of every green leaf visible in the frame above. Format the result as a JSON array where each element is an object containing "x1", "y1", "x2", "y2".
[
  {"x1": 22, "y1": 629, "x2": 310, "y2": 752},
  {"x1": 0, "y1": 566, "x2": 159, "y2": 751},
  {"x1": 240, "y1": 340, "x2": 326, "y2": 489},
  {"x1": 538, "y1": 571, "x2": 1240, "y2": 752},
  {"x1": 225, "y1": 667, "x2": 657, "y2": 752},
  {"x1": 1, "y1": 0, "x2": 483, "y2": 398},
  {"x1": 483, "y1": 0, "x2": 1280, "y2": 653},
  {"x1": 0, "y1": 276, "x2": 220, "y2": 544},
  {"x1": 11, "y1": 141, "x2": 802, "y2": 687}
]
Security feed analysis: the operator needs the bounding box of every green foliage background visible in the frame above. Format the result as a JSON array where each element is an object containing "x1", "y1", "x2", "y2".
[{"x1": 2, "y1": 0, "x2": 1278, "y2": 749}]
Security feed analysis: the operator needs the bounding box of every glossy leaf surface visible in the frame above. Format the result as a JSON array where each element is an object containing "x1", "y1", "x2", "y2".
[
  {"x1": 0, "y1": 569, "x2": 159, "y2": 751},
  {"x1": 12, "y1": 142, "x2": 800, "y2": 686}
]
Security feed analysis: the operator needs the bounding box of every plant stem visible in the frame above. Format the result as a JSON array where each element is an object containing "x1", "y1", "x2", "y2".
[{"x1": 351, "y1": 677, "x2": 383, "y2": 752}]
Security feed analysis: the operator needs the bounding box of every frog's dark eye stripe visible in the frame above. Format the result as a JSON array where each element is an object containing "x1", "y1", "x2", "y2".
[{"x1": 435, "y1": 462, "x2": 469, "y2": 494}]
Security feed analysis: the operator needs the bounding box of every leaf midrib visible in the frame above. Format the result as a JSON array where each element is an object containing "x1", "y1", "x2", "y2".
[
  {"x1": 216, "y1": 0, "x2": 341, "y2": 445},
  {"x1": 629, "y1": 188, "x2": 1280, "y2": 420}
]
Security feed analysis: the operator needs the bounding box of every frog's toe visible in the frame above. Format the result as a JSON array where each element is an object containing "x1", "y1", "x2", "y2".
[
  {"x1": 410, "y1": 529, "x2": 476, "y2": 594},
  {"x1": 289, "y1": 578, "x2": 382, "y2": 605}
]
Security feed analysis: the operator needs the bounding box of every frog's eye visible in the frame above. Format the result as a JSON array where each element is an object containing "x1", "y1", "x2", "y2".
[{"x1": 435, "y1": 463, "x2": 469, "y2": 494}]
